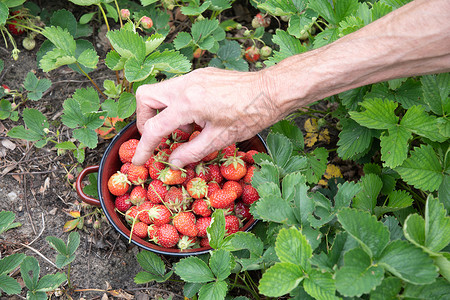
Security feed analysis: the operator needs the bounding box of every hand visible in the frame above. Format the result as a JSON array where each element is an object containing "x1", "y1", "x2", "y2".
[{"x1": 132, "y1": 67, "x2": 282, "y2": 168}]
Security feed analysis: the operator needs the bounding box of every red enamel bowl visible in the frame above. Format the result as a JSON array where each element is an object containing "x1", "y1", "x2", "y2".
[{"x1": 76, "y1": 121, "x2": 268, "y2": 256}]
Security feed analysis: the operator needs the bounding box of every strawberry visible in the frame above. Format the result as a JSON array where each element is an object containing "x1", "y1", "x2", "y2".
[
  {"x1": 243, "y1": 165, "x2": 256, "y2": 184},
  {"x1": 208, "y1": 164, "x2": 223, "y2": 183},
  {"x1": 146, "y1": 157, "x2": 165, "y2": 180},
  {"x1": 225, "y1": 215, "x2": 240, "y2": 235},
  {"x1": 108, "y1": 172, "x2": 131, "y2": 196},
  {"x1": 193, "y1": 123, "x2": 203, "y2": 132},
  {"x1": 120, "y1": 162, "x2": 131, "y2": 174},
  {"x1": 196, "y1": 217, "x2": 212, "y2": 237},
  {"x1": 132, "y1": 222, "x2": 149, "y2": 239},
  {"x1": 186, "y1": 177, "x2": 208, "y2": 199},
  {"x1": 148, "y1": 224, "x2": 159, "y2": 240},
  {"x1": 170, "y1": 142, "x2": 183, "y2": 151},
  {"x1": 1, "y1": 84, "x2": 10, "y2": 94},
  {"x1": 223, "y1": 201, "x2": 235, "y2": 215},
  {"x1": 202, "y1": 150, "x2": 219, "y2": 162},
  {"x1": 8, "y1": 20, "x2": 25, "y2": 36},
  {"x1": 181, "y1": 166, "x2": 196, "y2": 188},
  {"x1": 244, "y1": 46, "x2": 260, "y2": 63},
  {"x1": 114, "y1": 193, "x2": 132, "y2": 212},
  {"x1": 220, "y1": 155, "x2": 247, "y2": 181},
  {"x1": 155, "y1": 148, "x2": 172, "y2": 162},
  {"x1": 154, "y1": 224, "x2": 179, "y2": 248},
  {"x1": 146, "y1": 204, "x2": 172, "y2": 226},
  {"x1": 158, "y1": 167, "x2": 186, "y2": 185},
  {"x1": 242, "y1": 184, "x2": 259, "y2": 205},
  {"x1": 178, "y1": 235, "x2": 197, "y2": 250},
  {"x1": 130, "y1": 185, "x2": 148, "y2": 206},
  {"x1": 189, "y1": 130, "x2": 201, "y2": 141},
  {"x1": 222, "y1": 144, "x2": 236, "y2": 158},
  {"x1": 192, "y1": 199, "x2": 212, "y2": 217},
  {"x1": 119, "y1": 139, "x2": 139, "y2": 163},
  {"x1": 164, "y1": 186, "x2": 192, "y2": 212},
  {"x1": 195, "y1": 163, "x2": 211, "y2": 182},
  {"x1": 125, "y1": 206, "x2": 140, "y2": 224},
  {"x1": 207, "y1": 182, "x2": 221, "y2": 197},
  {"x1": 147, "y1": 179, "x2": 168, "y2": 204},
  {"x1": 127, "y1": 164, "x2": 149, "y2": 185},
  {"x1": 141, "y1": 16, "x2": 153, "y2": 29},
  {"x1": 199, "y1": 237, "x2": 210, "y2": 248},
  {"x1": 235, "y1": 202, "x2": 252, "y2": 220},
  {"x1": 244, "y1": 150, "x2": 259, "y2": 164},
  {"x1": 209, "y1": 189, "x2": 237, "y2": 209},
  {"x1": 193, "y1": 48, "x2": 205, "y2": 59},
  {"x1": 138, "y1": 201, "x2": 156, "y2": 224},
  {"x1": 223, "y1": 180, "x2": 243, "y2": 198},
  {"x1": 172, "y1": 129, "x2": 190, "y2": 142},
  {"x1": 173, "y1": 211, "x2": 198, "y2": 237},
  {"x1": 157, "y1": 137, "x2": 171, "y2": 150},
  {"x1": 120, "y1": 8, "x2": 130, "y2": 20}
]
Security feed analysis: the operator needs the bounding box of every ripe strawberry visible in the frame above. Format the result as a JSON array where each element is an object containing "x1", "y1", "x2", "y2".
[
  {"x1": 170, "y1": 142, "x2": 184, "y2": 152},
  {"x1": 199, "y1": 237, "x2": 210, "y2": 248},
  {"x1": 164, "y1": 186, "x2": 192, "y2": 212},
  {"x1": 178, "y1": 235, "x2": 197, "y2": 250},
  {"x1": 235, "y1": 202, "x2": 252, "y2": 220},
  {"x1": 147, "y1": 179, "x2": 168, "y2": 204},
  {"x1": 1, "y1": 84, "x2": 11, "y2": 94},
  {"x1": 155, "y1": 148, "x2": 172, "y2": 162},
  {"x1": 220, "y1": 155, "x2": 247, "y2": 181},
  {"x1": 192, "y1": 199, "x2": 212, "y2": 217},
  {"x1": 186, "y1": 177, "x2": 208, "y2": 199},
  {"x1": 225, "y1": 215, "x2": 240, "y2": 235},
  {"x1": 128, "y1": 164, "x2": 149, "y2": 185},
  {"x1": 120, "y1": 162, "x2": 131, "y2": 174},
  {"x1": 223, "y1": 180, "x2": 243, "y2": 198},
  {"x1": 193, "y1": 48, "x2": 205, "y2": 59},
  {"x1": 181, "y1": 166, "x2": 196, "y2": 188},
  {"x1": 154, "y1": 224, "x2": 179, "y2": 248},
  {"x1": 243, "y1": 165, "x2": 256, "y2": 184},
  {"x1": 196, "y1": 217, "x2": 212, "y2": 237},
  {"x1": 130, "y1": 185, "x2": 148, "y2": 206},
  {"x1": 108, "y1": 172, "x2": 131, "y2": 196},
  {"x1": 173, "y1": 212, "x2": 198, "y2": 237},
  {"x1": 202, "y1": 150, "x2": 219, "y2": 162},
  {"x1": 209, "y1": 189, "x2": 237, "y2": 209},
  {"x1": 244, "y1": 150, "x2": 259, "y2": 164},
  {"x1": 222, "y1": 144, "x2": 236, "y2": 158},
  {"x1": 8, "y1": 20, "x2": 25, "y2": 36},
  {"x1": 157, "y1": 137, "x2": 171, "y2": 150},
  {"x1": 146, "y1": 157, "x2": 165, "y2": 180},
  {"x1": 195, "y1": 163, "x2": 211, "y2": 182},
  {"x1": 189, "y1": 130, "x2": 201, "y2": 141},
  {"x1": 207, "y1": 182, "x2": 221, "y2": 197},
  {"x1": 138, "y1": 201, "x2": 156, "y2": 224},
  {"x1": 244, "y1": 46, "x2": 260, "y2": 63},
  {"x1": 125, "y1": 206, "x2": 140, "y2": 224},
  {"x1": 114, "y1": 193, "x2": 132, "y2": 212},
  {"x1": 223, "y1": 201, "x2": 235, "y2": 215},
  {"x1": 119, "y1": 139, "x2": 139, "y2": 163},
  {"x1": 208, "y1": 164, "x2": 223, "y2": 183},
  {"x1": 193, "y1": 123, "x2": 203, "y2": 132},
  {"x1": 158, "y1": 167, "x2": 186, "y2": 185},
  {"x1": 242, "y1": 184, "x2": 259, "y2": 205},
  {"x1": 148, "y1": 224, "x2": 158, "y2": 240},
  {"x1": 172, "y1": 129, "x2": 190, "y2": 142},
  {"x1": 132, "y1": 222, "x2": 148, "y2": 239},
  {"x1": 146, "y1": 204, "x2": 172, "y2": 226}
]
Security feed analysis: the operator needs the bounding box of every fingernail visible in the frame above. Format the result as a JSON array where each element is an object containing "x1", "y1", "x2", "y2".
[{"x1": 170, "y1": 159, "x2": 182, "y2": 170}]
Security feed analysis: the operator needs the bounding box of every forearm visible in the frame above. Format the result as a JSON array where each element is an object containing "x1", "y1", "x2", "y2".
[{"x1": 263, "y1": 0, "x2": 450, "y2": 114}]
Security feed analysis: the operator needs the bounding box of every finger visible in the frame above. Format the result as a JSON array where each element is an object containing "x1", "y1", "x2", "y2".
[
  {"x1": 132, "y1": 108, "x2": 183, "y2": 166},
  {"x1": 169, "y1": 126, "x2": 232, "y2": 169},
  {"x1": 135, "y1": 84, "x2": 169, "y2": 134}
]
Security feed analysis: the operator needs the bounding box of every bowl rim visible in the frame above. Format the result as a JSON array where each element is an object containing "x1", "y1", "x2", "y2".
[{"x1": 97, "y1": 120, "x2": 266, "y2": 256}]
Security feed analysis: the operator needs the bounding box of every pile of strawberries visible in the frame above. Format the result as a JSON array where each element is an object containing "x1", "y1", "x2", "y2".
[{"x1": 107, "y1": 127, "x2": 260, "y2": 250}]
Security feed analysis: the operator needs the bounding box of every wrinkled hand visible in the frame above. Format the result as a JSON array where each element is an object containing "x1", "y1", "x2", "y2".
[{"x1": 132, "y1": 67, "x2": 281, "y2": 168}]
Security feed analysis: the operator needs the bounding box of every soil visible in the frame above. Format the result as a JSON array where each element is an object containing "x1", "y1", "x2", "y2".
[{"x1": 0, "y1": 2, "x2": 360, "y2": 300}]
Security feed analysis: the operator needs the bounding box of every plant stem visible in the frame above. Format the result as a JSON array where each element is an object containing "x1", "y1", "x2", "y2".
[
  {"x1": 76, "y1": 62, "x2": 107, "y2": 99},
  {"x1": 67, "y1": 263, "x2": 72, "y2": 289},
  {"x1": 113, "y1": 0, "x2": 123, "y2": 28},
  {"x1": 97, "y1": 4, "x2": 110, "y2": 32}
]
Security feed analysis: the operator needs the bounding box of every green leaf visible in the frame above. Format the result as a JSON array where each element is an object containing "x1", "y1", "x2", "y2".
[
  {"x1": 144, "y1": 50, "x2": 191, "y2": 74},
  {"x1": 136, "y1": 250, "x2": 166, "y2": 277},
  {"x1": 180, "y1": 1, "x2": 210, "y2": 16},
  {"x1": 304, "y1": 147, "x2": 328, "y2": 184},
  {"x1": 173, "y1": 32, "x2": 193, "y2": 50},
  {"x1": 50, "y1": 9, "x2": 77, "y2": 37},
  {"x1": 0, "y1": 3, "x2": 8, "y2": 26},
  {"x1": 209, "y1": 249, "x2": 232, "y2": 281},
  {"x1": 374, "y1": 190, "x2": 413, "y2": 217},
  {"x1": 337, "y1": 119, "x2": 374, "y2": 160},
  {"x1": 192, "y1": 19, "x2": 219, "y2": 43},
  {"x1": 271, "y1": 119, "x2": 304, "y2": 151},
  {"x1": 174, "y1": 257, "x2": 215, "y2": 283},
  {"x1": 266, "y1": 132, "x2": 293, "y2": 169},
  {"x1": 403, "y1": 278, "x2": 450, "y2": 299},
  {"x1": 35, "y1": 273, "x2": 66, "y2": 292},
  {"x1": 252, "y1": 188, "x2": 297, "y2": 225},
  {"x1": 421, "y1": 73, "x2": 449, "y2": 115},
  {"x1": 0, "y1": 274, "x2": 21, "y2": 295},
  {"x1": 350, "y1": 98, "x2": 398, "y2": 130},
  {"x1": 266, "y1": 29, "x2": 306, "y2": 66},
  {"x1": 107, "y1": 29, "x2": 146, "y2": 61},
  {"x1": 20, "y1": 256, "x2": 40, "y2": 290},
  {"x1": 68, "y1": 0, "x2": 100, "y2": 5},
  {"x1": 371, "y1": 2, "x2": 393, "y2": 21},
  {"x1": 380, "y1": 125, "x2": 411, "y2": 168},
  {"x1": 335, "y1": 248, "x2": 384, "y2": 297},
  {"x1": 145, "y1": 33, "x2": 165, "y2": 55},
  {"x1": 198, "y1": 281, "x2": 227, "y2": 300},
  {"x1": 79, "y1": 12, "x2": 95, "y2": 24},
  {"x1": 401, "y1": 105, "x2": 446, "y2": 142},
  {"x1": 7, "y1": 126, "x2": 42, "y2": 142},
  {"x1": 0, "y1": 211, "x2": 21, "y2": 235},
  {"x1": 105, "y1": 50, "x2": 126, "y2": 70},
  {"x1": 117, "y1": 92, "x2": 136, "y2": 119},
  {"x1": 251, "y1": 160, "x2": 279, "y2": 190},
  {"x1": 335, "y1": 0, "x2": 359, "y2": 23},
  {"x1": 124, "y1": 57, "x2": 154, "y2": 82},
  {"x1": 0, "y1": 253, "x2": 25, "y2": 276},
  {"x1": 46, "y1": 236, "x2": 68, "y2": 255},
  {"x1": 288, "y1": 10, "x2": 318, "y2": 39},
  {"x1": 433, "y1": 253, "x2": 450, "y2": 281},
  {"x1": 276, "y1": 227, "x2": 312, "y2": 269},
  {"x1": 183, "y1": 282, "x2": 204, "y2": 298},
  {"x1": 23, "y1": 72, "x2": 52, "y2": 101},
  {"x1": 378, "y1": 240, "x2": 438, "y2": 284},
  {"x1": 221, "y1": 232, "x2": 264, "y2": 258},
  {"x1": 73, "y1": 127, "x2": 98, "y2": 149},
  {"x1": 338, "y1": 208, "x2": 390, "y2": 258},
  {"x1": 425, "y1": 195, "x2": 450, "y2": 252},
  {"x1": 259, "y1": 263, "x2": 304, "y2": 297},
  {"x1": 334, "y1": 181, "x2": 361, "y2": 210},
  {"x1": 369, "y1": 277, "x2": 401, "y2": 300},
  {"x1": 383, "y1": 216, "x2": 404, "y2": 241},
  {"x1": 308, "y1": 0, "x2": 335, "y2": 24},
  {"x1": 207, "y1": 209, "x2": 226, "y2": 249},
  {"x1": 395, "y1": 144, "x2": 444, "y2": 192},
  {"x1": 77, "y1": 48, "x2": 99, "y2": 69},
  {"x1": 258, "y1": 0, "x2": 299, "y2": 16},
  {"x1": 41, "y1": 26, "x2": 76, "y2": 55},
  {"x1": 303, "y1": 269, "x2": 338, "y2": 300},
  {"x1": 353, "y1": 173, "x2": 383, "y2": 213}
]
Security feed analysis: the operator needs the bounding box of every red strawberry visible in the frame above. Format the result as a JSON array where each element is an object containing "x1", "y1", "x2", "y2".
[
  {"x1": 2, "y1": 84, "x2": 11, "y2": 93},
  {"x1": 120, "y1": 162, "x2": 131, "y2": 174},
  {"x1": 235, "y1": 202, "x2": 252, "y2": 220},
  {"x1": 158, "y1": 167, "x2": 186, "y2": 185},
  {"x1": 223, "y1": 201, "x2": 235, "y2": 215},
  {"x1": 119, "y1": 139, "x2": 139, "y2": 163},
  {"x1": 220, "y1": 155, "x2": 247, "y2": 181},
  {"x1": 170, "y1": 142, "x2": 183, "y2": 151},
  {"x1": 128, "y1": 164, "x2": 149, "y2": 185},
  {"x1": 147, "y1": 180, "x2": 168, "y2": 204},
  {"x1": 196, "y1": 217, "x2": 212, "y2": 237},
  {"x1": 189, "y1": 130, "x2": 201, "y2": 141},
  {"x1": 242, "y1": 184, "x2": 259, "y2": 205},
  {"x1": 154, "y1": 224, "x2": 179, "y2": 248},
  {"x1": 181, "y1": 167, "x2": 196, "y2": 188},
  {"x1": 222, "y1": 144, "x2": 236, "y2": 158},
  {"x1": 130, "y1": 185, "x2": 148, "y2": 206},
  {"x1": 125, "y1": 206, "x2": 140, "y2": 224},
  {"x1": 202, "y1": 150, "x2": 219, "y2": 162},
  {"x1": 208, "y1": 164, "x2": 223, "y2": 183},
  {"x1": 172, "y1": 129, "x2": 191, "y2": 142},
  {"x1": 207, "y1": 182, "x2": 221, "y2": 197},
  {"x1": 223, "y1": 180, "x2": 243, "y2": 198},
  {"x1": 146, "y1": 157, "x2": 165, "y2": 180},
  {"x1": 157, "y1": 137, "x2": 171, "y2": 150},
  {"x1": 146, "y1": 204, "x2": 172, "y2": 226},
  {"x1": 164, "y1": 186, "x2": 192, "y2": 212},
  {"x1": 193, "y1": 123, "x2": 203, "y2": 132},
  {"x1": 138, "y1": 201, "x2": 156, "y2": 224},
  {"x1": 225, "y1": 215, "x2": 240, "y2": 235},
  {"x1": 186, "y1": 177, "x2": 208, "y2": 199},
  {"x1": 199, "y1": 237, "x2": 210, "y2": 248},
  {"x1": 192, "y1": 199, "x2": 212, "y2": 217},
  {"x1": 114, "y1": 193, "x2": 132, "y2": 212},
  {"x1": 244, "y1": 46, "x2": 260, "y2": 63},
  {"x1": 173, "y1": 211, "x2": 198, "y2": 237},
  {"x1": 108, "y1": 172, "x2": 131, "y2": 196},
  {"x1": 178, "y1": 235, "x2": 197, "y2": 250},
  {"x1": 244, "y1": 150, "x2": 259, "y2": 164},
  {"x1": 243, "y1": 165, "x2": 256, "y2": 184},
  {"x1": 132, "y1": 222, "x2": 149, "y2": 239},
  {"x1": 8, "y1": 20, "x2": 25, "y2": 36},
  {"x1": 148, "y1": 224, "x2": 159, "y2": 240},
  {"x1": 155, "y1": 148, "x2": 172, "y2": 162},
  {"x1": 195, "y1": 163, "x2": 211, "y2": 182},
  {"x1": 209, "y1": 189, "x2": 237, "y2": 209}
]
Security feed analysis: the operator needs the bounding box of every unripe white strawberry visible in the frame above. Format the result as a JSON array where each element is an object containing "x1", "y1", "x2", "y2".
[{"x1": 120, "y1": 9, "x2": 130, "y2": 20}]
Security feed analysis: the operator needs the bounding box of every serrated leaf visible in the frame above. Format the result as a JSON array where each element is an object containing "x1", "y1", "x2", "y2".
[
  {"x1": 209, "y1": 249, "x2": 232, "y2": 281},
  {"x1": 251, "y1": 161, "x2": 279, "y2": 190},
  {"x1": 288, "y1": 10, "x2": 318, "y2": 39},
  {"x1": 374, "y1": 190, "x2": 413, "y2": 217},
  {"x1": 258, "y1": 0, "x2": 299, "y2": 16},
  {"x1": 401, "y1": 105, "x2": 446, "y2": 142},
  {"x1": 371, "y1": 1, "x2": 393, "y2": 21},
  {"x1": 303, "y1": 269, "x2": 338, "y2": 300},
  {"x1": 136, "y1": 250, "x2": 166, "y2": 276},
  {"x1": 145, "y1": 33, "x2": 165, "y2": 55},
  {"x1": 144, "y1": 50, "x2": 191, "y2": 74},
  {"x1": 369, "y1": 277, "x2": 401, "y2": 300},
  {"x1": 259, "y1": 263, "x2": 303, "y2": 297},
  {"x1": 41, "y1": 26, "x2": 76, "y2": 55},
  {"x1": 107, "y1": 29, "x2": 146, "y2": 61},
  {"x1": 378, "y1": 240, "x2": 438, "y2": 284},
  {"x1": 73, "y1": 127, "x2": 98, "y2": 149},
  {"x1": 192, "y1": 19, "x2": 219, "y2": 43},
  {"x1": 73, "y1": 87, "x2": 100, "y2": 113},
  {"x1": 252, "y1": 190, "x2": 297, "y2": 225},
  {"x1": 395, "y1": 144, "x2": 444, "y2": 192},
  {"x1": 266, "y1": 29, "x2": 306, "y2": 66},
  {"x1": 50, "y1": 9, "x2": 77, "y2": 36},
  {"x1": 69, "y1": 0, "x2": 100, "y2": 5},
  {"x1": 173, "y1": 32, "x2": 193, "y2": 50},
  {"x1": 0, "y1": 211, "x2": 21, "y2": 235},
  {"x1": 207, "y1": 209, "x2": 226, "y2": 249},
  {"x1": 335, "y1": 248, "x2": 384, "y2": 297},
  {"x1": 134, "y1": 271, "x2": 169, "y2": 284},
  {"x1": 20, "y1": 256, "x2": 40, "y2": 290},
  {"x1": 23, "y1": 72, "x2": 52, "y2": 101},
  {"x1": 35, "y1": 273, "x2": 66, "y2": 292},
  {"x1": 403, "y1": 277, "x2": 450, "y2": 299},
  {"x1": 105, "y1": 50, "x2": 126, "y2": 70},
  {"x1": 174, "y1": 257, "x2": 215, "y2": 283},
  {"x1": 308, "y1": 0, "x2": 335, "y2": 24},
  {"x1": 421, "y1": 73, "x2": 449, "y2": 115},
  {"x1": 425, "y1": 195, "x2": 450, "y2": 252},
  {"x1": 217, "y1": 40, "x2": 241, "y2": 61},
  {"x1": 124, "y1": 56, "x2": 155, "y2": 82},
  {"x1": 198, "y1": 280, "x2": 227, "y2": 300},
  {"x1": 337, "y1": 118, "x2": 374, "y2": 160},
  {"x1": 0, "y1": 274, "x2": 21, "y2": 295},
  {"x1": 77, "y1": 48, "x2": 98, "y2": 69},
  {"x1": 266, "y1": 132, "x2": 293, "y2": 169},
  {"x1": 353, "y1": 174, "x2": 382, "y2": 213},
  {"x1": 221, "y1": 231, "x2": 264, "y2": 257},
  {"x1": 304, "y1": 147, "x2": 328, "y2": 184},
  {"x1": 67, "y1": 231, "x2": 80, "y2": 256},
  {"x1": 275, "y1": 227, "x2": 312, "y2": 269},
  {"x1": 117, "y1": 92, "x2": 136, "y2": 119},
  {"x1": 334, "y1": 181, "x2": 361, "y2": 210},
  {"x1": 380, "y1": 125, "x2": 411, "y2": 168},
  {"x1": 271, "y1": 119, "x2": 304, "y2": 151},
  {"x1": 338, "y1": 208, "x2": 390, "y2": 258},
  {"x1": 350, "y1": 98, "x2": 398, "y2": 130},
  {"x1": 0, "y1": 253, "x2": 25, "y2": 276},
  {"x1": 180, "y1": 1, "x2": 210, "y2": 16},
  {"x1": 383, "y1": 216, "x2": 404, "y2": 241}
]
